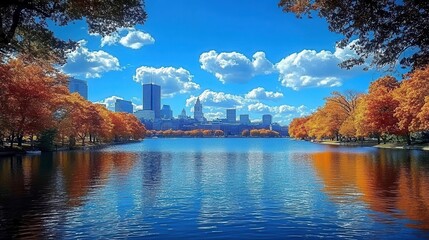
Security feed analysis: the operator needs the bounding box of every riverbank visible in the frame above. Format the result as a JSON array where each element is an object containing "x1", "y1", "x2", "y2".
[
  {"x1": 0, "y1": 140, "x2": 142, "y2": 156},
  {"x1": 316, "y1": 140, "x2": 429, "y2": 151}
]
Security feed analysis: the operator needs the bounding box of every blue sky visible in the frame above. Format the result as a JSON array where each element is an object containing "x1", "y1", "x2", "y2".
[{"x1": 54, "y1": 0, "x2": 397, "y2": 125}]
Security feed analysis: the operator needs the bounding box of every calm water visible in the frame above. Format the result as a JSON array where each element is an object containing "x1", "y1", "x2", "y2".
[{"x1": 1, "y1": 138, "x2": 429, "y2": 239}]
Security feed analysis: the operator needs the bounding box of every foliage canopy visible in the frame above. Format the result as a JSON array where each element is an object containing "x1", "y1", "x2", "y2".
[
  {"x1": 278, "y1": 0, "x2": 429, "y2": 70},
  {"x1": 0, "y1": 0, "x2": 147, "y2": 63}
]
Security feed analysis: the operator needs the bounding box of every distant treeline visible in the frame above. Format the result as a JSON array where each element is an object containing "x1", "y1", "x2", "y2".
[{"x1": 147, "y1": 129, "x2": 280, "y2": 138}]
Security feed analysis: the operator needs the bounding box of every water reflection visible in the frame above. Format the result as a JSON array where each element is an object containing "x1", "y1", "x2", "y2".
[
  {"x1": 309, "y1": 149, "x2": 429, "y2": 229},
  {"x1": 0, "y1": 139, "x2": 429, "y2": 238},
  {"x1": 0, "y1": 151, "x2": 138, "y2": 238}
]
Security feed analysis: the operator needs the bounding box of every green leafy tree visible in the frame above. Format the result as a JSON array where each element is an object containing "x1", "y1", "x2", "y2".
[
  {"x1": 0, "y1": 0, "x2": 147, "y2": 63},
  {"x1": 278, "y1": 0, "x2": 429, "y2": 69}
]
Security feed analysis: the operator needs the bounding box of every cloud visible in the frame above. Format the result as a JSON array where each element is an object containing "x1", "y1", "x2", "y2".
[
  {"x1": 133, "y1": 66, "x2": 200, "y2": 97},
  {"x1": 186, "y1": 89, "x2": 248, "y2": 109},
  {"x1": 247, "y1": 102, "x2": 308, "y2": 115},
  {"x1": 199, "y1": 50, "x2": 274, "y2": 83},
  {"x1": 96, "y1": 96, "x2": 143, "y2": 112},
  {"x1": 119, "y1": 30, "x2": 155, "y2": 49},
  {"x1": 275, "y1": 41, "x2": 362, "y2": 90},
  {"x1": 97, "y1": 28, "x2": 155, "y2": 49},
  {"x1": 96, "y1": 96, "x2": 123, "y2": 111},
  {"x1": 245, "y1": 87, "x2": 283, "y2": 100},
  {"x1": 62, "y1": 40, "x2": 120, "y2": 79},
  {"x1": 205, "y1": 111, "x2": 225, "y2": 120},
  {"x1": 101, "y1": 33, "x2": 120, "y2": 47}
]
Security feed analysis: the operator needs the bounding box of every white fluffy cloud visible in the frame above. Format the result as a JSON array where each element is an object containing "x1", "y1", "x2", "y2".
[
  {"x1": 199, "y1": 50, "x2": 274, "y2": 83},
  {"x1": 96, "y1": 96, "x2": 123, "y2": 110},
  {"x1": 99, "y1": 28, "x2": 154, "y2": 49},
  {"x1": 62, "y1": 40, "x2": 120, "y2": 78},
  {"x1": 186, "y1": 89, "x2": 247, "y2": 109},
  {"x1": 275, "y1": 41, "x2": 361, "y2": 90},
  {"x1": 245, "y1": 87, "x2": 283, "y2": 100},
  {"x1": 96, "y1": 96, "x2": 142, "y2": 112},
  {"x1": 133, "y1": 66, "x2": 200, "y2": 97},
  {"x1": 119, "y1": 30, "x2": 155, "y2": 49},
  {"x1": 247, "y1": 102, "x2": 307, "y2": 115}
]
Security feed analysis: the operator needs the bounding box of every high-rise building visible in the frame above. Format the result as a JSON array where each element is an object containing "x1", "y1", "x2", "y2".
[
  {"x1": 160, "y1": 105, "x2": 173, "y2": 119},
  {"x1": 226, "y1": 109, "x2": 236, "y2": 123},
  {"x1": 194, "y1": 98, "x2": 204, "y2": 122},
  {"x1": 68, "y1": 77, "x2": 88, "y2": 99},
  {"x1": 262, "y1": 114, "x2": 272, "y2": 126},
  {"x1": 239, "y1": 114, "x2": 250, "y2": 125},
  {"x1": 115, "y1": 99, "x2": 133, "y2": 113},
  {"x1": 179, "y1": 108, "x2": 187, "y2": 119},
  {"x1": 143, "y1": 83, "x2": 161, "y2": 119}
]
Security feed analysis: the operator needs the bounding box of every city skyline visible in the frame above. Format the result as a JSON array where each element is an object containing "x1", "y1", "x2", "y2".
[{"x1": 55, "y1": 0, "x2": 407, "y2": 125}]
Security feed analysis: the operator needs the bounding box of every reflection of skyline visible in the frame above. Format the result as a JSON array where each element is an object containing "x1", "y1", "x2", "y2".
[
  {"x1": 310, "y1": 150, "x2": 429, "y2": 230},
  {"x1": 1, "y1": 144, "x2": 429, "y2": 238}
]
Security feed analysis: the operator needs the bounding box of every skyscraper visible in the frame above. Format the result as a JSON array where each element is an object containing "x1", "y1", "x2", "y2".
[
  {"x1": 194, "y1": 98, "x2": 204, "y2": 122},
  {"x1": 262, "y1": 114, "x2": 272, "y2": 126},
  {"x1": 143, "y1": 83, "x2": 161, "y2": 119},
  {"x1": 240, "y1": 114, "x2": 250, "y2": 125},
  {"x1": 115, "y1": 99, "x2": 133, "y2": 113},
  {"x1": 160, "y1": 105, "x2": 173, "y2": 119},
  {"x1": 68, "y1": 77, "x2": 88, "y2": 99},
  {"x1": 226, "y1": 109, "x2": 236, "y2": 123}
]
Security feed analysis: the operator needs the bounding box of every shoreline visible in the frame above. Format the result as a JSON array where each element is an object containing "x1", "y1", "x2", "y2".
[
  {"x1": 0, "y1": 140, "x2": 142, "y2": 156},
  {"x1": 315, "y1": 140, "x2": 429, "y2": 151}
]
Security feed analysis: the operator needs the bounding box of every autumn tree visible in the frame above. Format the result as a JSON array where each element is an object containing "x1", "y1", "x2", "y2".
[
  {"x1": 0, "y1": 0, "x2": 147, "y2": 63},
  {"x1": 364, "y1": 76, "x2": 401, "y2": 143},
  {"x1": 288, "y1": 117, "x2": 309, "y2": 139},
  {"x1": 241, "y1": 129, "x2": 250, "y2": 137},
  {"x1": 0, "y1": 58, "x2": 68, "y2": 147},
  {"x1": 278, "y1": 0, "x2": 429, "y2": 69},
  {"x1": 214, "y1": 130, "x2": 224, "y2": 137},
  {"x1": 393, "y1": 65, "x2": 429, "y2": 144}
]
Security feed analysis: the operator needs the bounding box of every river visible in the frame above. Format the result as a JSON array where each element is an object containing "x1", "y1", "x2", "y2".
[{"x1": 0, "y1": 138, "x2": 428, "y2": 239}]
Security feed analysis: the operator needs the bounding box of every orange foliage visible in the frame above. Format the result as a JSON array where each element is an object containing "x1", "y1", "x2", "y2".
[
  {"x1": 288, "y1": 117, "x2": 309, "y2": 139},
  {"x1": 394, "y1": 65, "x2": 429, "y2": 133}
]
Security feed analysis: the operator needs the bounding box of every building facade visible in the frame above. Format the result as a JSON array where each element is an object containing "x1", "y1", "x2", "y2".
[
  {"x1": 160, "y1": 105, "x2": 173, "y2": 119},
  {"x1": 68, "y1": 77, "x2": 88, "y2": 99},
  {"x1": 115, "y1": 99, "x2": 133, "y2": 113},
  {"x1": 239, "y1": 114, "x2": 250, "y2": 125},
  {"x1": 194, "y1": 98, "x2": 204, "y2": 122},
  {"x1": 143, "y1": 83, "x2": 161, "y2": 119},
  {"x1": 262, "y1": 114, "x2": 272, "y2": 126},
  {"x1": 226, "y1": 109, "x2": 236, "y2": 123}
]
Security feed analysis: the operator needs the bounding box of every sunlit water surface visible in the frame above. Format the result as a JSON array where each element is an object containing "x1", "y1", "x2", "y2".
[{"x1": 1, "y1": 138, "x2": 429, "y2": 239}]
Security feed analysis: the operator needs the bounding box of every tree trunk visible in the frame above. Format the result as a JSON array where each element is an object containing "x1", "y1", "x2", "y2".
[
  {"x1": 81, "y1": 138, "x2": 85, "y2": 146},
  {"x1": 10, "y1": 132, "x2": 14, "y2": 148},
  {"x1": 406, "y1": 133, "x2": 411, "y2": 145},
  {"x1": 17, "y1": 135, "x2": 23, "y2": 147},
  {"x1": 377, "y1": 135, "x2": 380, "y2": 144}
]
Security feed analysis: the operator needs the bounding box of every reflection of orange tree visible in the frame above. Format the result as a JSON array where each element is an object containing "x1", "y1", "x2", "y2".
[
  {"x1": 0, "y1": 57, "x2": 146, "y2": 149},
  {"x1": 58, "y1": 151, "x2": 137, "y2": 206},
  {"x1": 289, "y1": 66, "x2": 429, "y2": 144},
  {"x1": 310, "y1": 151, "x2": 429, "y2": 230}
]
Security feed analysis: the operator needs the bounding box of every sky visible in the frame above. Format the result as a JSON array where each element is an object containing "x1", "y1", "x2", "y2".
[{"x1": 53, "y1": 0, "x2": 398, "y2": 125}]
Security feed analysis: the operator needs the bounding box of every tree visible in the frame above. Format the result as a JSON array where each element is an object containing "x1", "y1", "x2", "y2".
[
  {"x1": 288, "y1": 117, "x2": 309, "y2": 139},
  {"x1": 393, "y1": 65, "x2": 429, "y2": 144},
  {"x1": 0, "y1": 0, "x2": 147, "y2": 63},
  {"x1": 0, "y1": 58, "x2": 68, "y2": 147},
  {"x1": 241, "y1": 129, "x2": 250, "y2": 137},
  {"x1": 278, "y1": 0, "x2": 429, "y2": 69}
]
